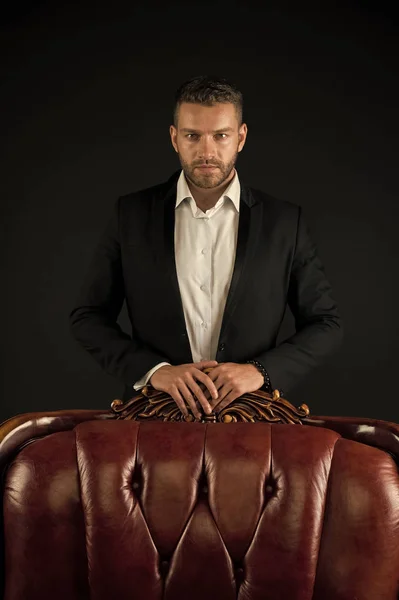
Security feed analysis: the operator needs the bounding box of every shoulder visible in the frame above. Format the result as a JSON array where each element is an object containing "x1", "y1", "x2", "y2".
[
  {"x1": 247, "y1": 184, "x2": 301, "y2": 224},
  {"x1": 114, "y1": 171, "x2": 181, "y2": 221},
  {"x1": 118, "y1": 178, "x2": 169, "y2": 211},
  {"x1": 113, "y1": 173, "x2": 177, "y2": 241}
]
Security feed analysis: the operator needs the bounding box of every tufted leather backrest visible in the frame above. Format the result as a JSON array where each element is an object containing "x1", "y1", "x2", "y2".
[{"x1": 2, "y1": 420, "x2": 399, "y2": 599}]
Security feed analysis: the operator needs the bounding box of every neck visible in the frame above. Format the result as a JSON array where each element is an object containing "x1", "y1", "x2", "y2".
[{"x1": 187, "y1": 168, "x2": 236, "y2": 212}]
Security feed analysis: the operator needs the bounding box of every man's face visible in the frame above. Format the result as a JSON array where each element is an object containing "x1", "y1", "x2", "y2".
[{"x1": 170, "y1": 102, "x2": 247, "y2": 189}]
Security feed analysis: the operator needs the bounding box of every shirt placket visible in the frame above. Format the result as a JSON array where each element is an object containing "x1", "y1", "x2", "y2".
[{"x1": 198, "y1": 214, "x2": 212, "y2": 360}]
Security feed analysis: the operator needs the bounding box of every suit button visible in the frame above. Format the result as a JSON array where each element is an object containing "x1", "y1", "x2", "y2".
[{"x1": 218, "y1": 343, "x2": 225, "y2": 351}]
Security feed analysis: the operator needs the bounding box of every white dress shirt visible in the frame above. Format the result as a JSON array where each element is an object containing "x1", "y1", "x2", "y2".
[{"x1": 133, "y1": 168, "x2": 241, "y2": 390}]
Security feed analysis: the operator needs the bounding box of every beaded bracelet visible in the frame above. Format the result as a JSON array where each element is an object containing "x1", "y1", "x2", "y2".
[{"x1": 246, "y1": 360, "x2": 272, "y2": 393}]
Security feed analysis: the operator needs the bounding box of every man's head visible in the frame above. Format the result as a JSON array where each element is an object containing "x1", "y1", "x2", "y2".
[{"x1": 170, "y1": 75, "x2": 247, "y2": 189}]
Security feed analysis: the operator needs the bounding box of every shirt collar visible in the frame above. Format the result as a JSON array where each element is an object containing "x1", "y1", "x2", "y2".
[{"x1": 175, "y1": 168, "x2": 241, "y2": 213}]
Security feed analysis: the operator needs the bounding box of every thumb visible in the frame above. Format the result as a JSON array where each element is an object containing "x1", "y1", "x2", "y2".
[{"x1": 194, "y1": 360, "x2": 218, "y2": 367}]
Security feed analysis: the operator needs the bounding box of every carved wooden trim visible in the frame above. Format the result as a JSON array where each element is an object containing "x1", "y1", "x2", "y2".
[{"x1": 111, "y1": 384, "x2": 310, "y2": 424}]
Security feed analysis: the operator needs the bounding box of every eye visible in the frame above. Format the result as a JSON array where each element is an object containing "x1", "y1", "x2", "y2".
[{"x1": 185, "y1": 133, "x2": 228, "y2": 139}]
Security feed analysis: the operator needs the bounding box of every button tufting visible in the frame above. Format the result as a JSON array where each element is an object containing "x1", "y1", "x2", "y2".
[
  {"x1": 265, "y1": 484, "x2": 273, "y2": 493},
  {"x1": 160, "y1": 560, "x2": 169, "y2": 576},
  {"x1": 235, "y1": 566, "x2": 245, "y2": 584},
  {"x1": 202, "y1": 485, "x2": 208, "y2": 493},
  {"x1": 132, "y1": 481, "x2": 140, "y2": 490}
]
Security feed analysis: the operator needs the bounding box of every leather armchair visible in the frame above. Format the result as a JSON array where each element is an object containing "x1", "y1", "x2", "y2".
[{"x1": 1, "y1": 394, "x2": 399, "y2": 599}]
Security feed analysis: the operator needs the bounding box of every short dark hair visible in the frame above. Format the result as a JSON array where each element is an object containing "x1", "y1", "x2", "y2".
[{"x1": 173, "y1": 75, "x2": 243, "y2": 128}]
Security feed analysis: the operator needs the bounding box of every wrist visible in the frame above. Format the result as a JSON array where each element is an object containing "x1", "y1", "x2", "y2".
[
  {"x1": 149, "y1": 364, "x2": 171, "y2": 386},
  {"x1": 245, "y1": 360, "x2": 272, "y2": 393},
  {"x1": 246, "y1": 363, "x2": 264, "y2": 388}
]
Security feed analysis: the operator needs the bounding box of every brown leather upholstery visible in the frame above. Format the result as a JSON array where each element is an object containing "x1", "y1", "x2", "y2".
[{"x1": 1, "y1": 410, "x2": 399, "y2": 599}]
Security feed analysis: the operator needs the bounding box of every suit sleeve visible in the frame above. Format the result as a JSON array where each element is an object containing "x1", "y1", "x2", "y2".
[
  {"x1": 253, "y1": 206, "x2": 343, "y2": 394},
  {"x1": 69, "y1": 197, "x2": 171, "y2": 387}
]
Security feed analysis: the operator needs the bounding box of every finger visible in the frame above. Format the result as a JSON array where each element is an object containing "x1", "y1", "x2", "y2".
[
  {"x1": 211, "y1": 383, "x2": 232, "y2": 409},
  {"x1": 202, "y1": 388, "x2": 211, "y2": 401},
  {"x1": 193, "y1": 360, "x2": 218, "y2": 370},
  {"x1": 169, "y1": 386, "x2": 190, "y2": 418},
  {"x1": 179, "y1": 382, "x2": 202, "y2": 419},
  {"x1": 193, "y1": 378, "x2": 214, "y2": 402},
  {"x1": 202, "y1": 379, "x2": 221, "y2": 402},
  {"x1": 195, "y1": 372, "x2": 223, "y2": 407},
  {"x1": 206, "y1": 367, "x2": 224, "y2": 382},
  {"x1": 194, "y1": 359, "x2": 218, "y2": 364},
  {"x1": 194, "y1": 370, "x2": 219, "y2": 402},
  {"x1": 206, "y1": 377, "x2": 224, "y2": 406},
  {"x1": 187, "y1": 377, "x2": 213, "y2": 414},
  {"x1": 215, "y1": 389, "x2": 238, "y2": 413}
]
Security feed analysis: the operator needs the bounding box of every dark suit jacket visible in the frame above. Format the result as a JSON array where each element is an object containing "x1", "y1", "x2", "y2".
[{"x1": 69, "y1": 169, "x2": 343, "y2": 402}]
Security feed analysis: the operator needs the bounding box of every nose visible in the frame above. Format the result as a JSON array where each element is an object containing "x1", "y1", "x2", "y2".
[{"x1": 198, "y1": 136, "x2": 217, "y2": 161}]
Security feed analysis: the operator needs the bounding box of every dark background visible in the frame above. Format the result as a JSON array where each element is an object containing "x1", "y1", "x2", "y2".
[{"x1": 1, "y1": 1, "x2": 398, "y2": 423}]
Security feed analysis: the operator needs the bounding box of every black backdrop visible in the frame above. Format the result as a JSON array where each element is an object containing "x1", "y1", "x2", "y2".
[{"x1": 1, "y1": 1, "x2": 398, "y2": 423}]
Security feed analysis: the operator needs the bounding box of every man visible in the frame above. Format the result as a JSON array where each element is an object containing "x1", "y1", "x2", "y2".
[{"x1": 69, "y1": 75, "x2": 343, "y2": 420}]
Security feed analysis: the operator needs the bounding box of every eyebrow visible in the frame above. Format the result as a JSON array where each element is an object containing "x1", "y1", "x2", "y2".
[{"x1": 180, "y1": 127, "x2": 234, "y2": 133}]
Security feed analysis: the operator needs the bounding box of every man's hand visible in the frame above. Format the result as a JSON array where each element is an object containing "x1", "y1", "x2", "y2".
[
  {"x1": 149, "y1": 361, "x2": 220, "y2": 419},
  {"x1": 201, "y1": 362, "x2": 264, "y2": 413}
]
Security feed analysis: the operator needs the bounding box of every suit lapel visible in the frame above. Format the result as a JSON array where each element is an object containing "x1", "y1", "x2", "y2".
[
  {"x1": 149, "y1": 171, "x2": 192, "y2": 359},
  {"x1": 163, "y1": 176, "x2": 187, "y2": 326},
  {"x1": 217, "y1": 183, "x2": 262, "y2": 345}
]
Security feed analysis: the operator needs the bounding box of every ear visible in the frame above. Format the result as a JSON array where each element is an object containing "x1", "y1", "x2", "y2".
[
  {"x1": 238, "y1": 123, "x2": 248, "y2": 152},
  {"x1": 169, "y1": 125, "x2": 178, "y2": 152}
]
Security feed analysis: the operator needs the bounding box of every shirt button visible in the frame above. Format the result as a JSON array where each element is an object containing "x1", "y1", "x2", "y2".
[
  {"x1": 200, "y1": 284, "x2": 206, "y2": 291},
  {"x1": 201, "y1": 248, "x2": 207, "y2": 255},
  {"x1": 201, "y1": 322, "x2": 207, "y2": 328},
  {"x1": 218, "y1": 343, "x2": 226, "y2": 351}
]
